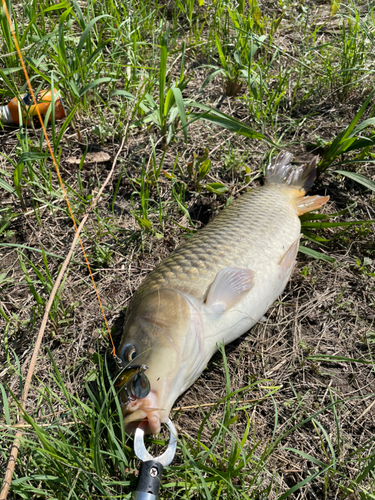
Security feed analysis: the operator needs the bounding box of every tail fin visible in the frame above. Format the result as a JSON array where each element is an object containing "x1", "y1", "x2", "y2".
[
  {"x1": 265, "y1": 151, "x2": 329, "y2": 215},
  {"x1": 265, "y1": 151, "x2": 318, "y2": 194}
]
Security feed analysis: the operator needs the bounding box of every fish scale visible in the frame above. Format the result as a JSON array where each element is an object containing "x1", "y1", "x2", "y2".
[
  {"x1": 118, "y1": 152, "x2": 329, "y2": 435},
  {"x1": 130, "y1": 185, "x2": 299, "y2": 301}
]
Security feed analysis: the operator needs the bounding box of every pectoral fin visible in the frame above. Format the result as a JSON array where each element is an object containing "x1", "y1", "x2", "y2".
[
  {"x1": 205, "y1": 267, "x2": 255, "y2": 314},
  {"x1": 278, "y1": 237, "x2": 300, "y2": 276}
]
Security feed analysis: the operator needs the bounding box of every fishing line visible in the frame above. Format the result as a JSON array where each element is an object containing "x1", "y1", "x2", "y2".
[{"x1": 1, "y1": 0, "x2": 117, "y2": 356}]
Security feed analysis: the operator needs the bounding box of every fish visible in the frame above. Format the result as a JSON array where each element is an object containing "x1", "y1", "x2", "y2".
[{"x1": 117, "y1": 151, "x2": 329, "y2": 434}]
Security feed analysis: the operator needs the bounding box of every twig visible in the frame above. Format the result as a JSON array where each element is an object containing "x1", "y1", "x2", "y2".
[
  {"x1": 0, "y1": 135, "x2": 126, "y2": 500},
  {"x1": 1, "y1": 43, "x2": 35, "y2": 57},
  {"x1": 172, "y1": 396, "x2": 272, "y2": 412},
  {"x1": 0, "y1": 420, "x2": 89, "y2": 431},
  {"x1": 0, "y1": 409, "x2": 70, "y2": 431}
]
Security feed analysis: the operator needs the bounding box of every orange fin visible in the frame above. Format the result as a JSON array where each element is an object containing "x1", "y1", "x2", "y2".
[
  {"x1": 278, "y1": 237, "x2": 300, "y2": 276},
  {"x1": 295, "y1": 195, "x2": 329, "y2": 216}
]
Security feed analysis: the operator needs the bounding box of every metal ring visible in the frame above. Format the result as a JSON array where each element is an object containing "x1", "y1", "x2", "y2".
[{"x1": 134, "y1": 418, "x2": 177, "y2": 466}]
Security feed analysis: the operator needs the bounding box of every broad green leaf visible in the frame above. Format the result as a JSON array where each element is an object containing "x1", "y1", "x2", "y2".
[
  {"x1": 236, "y1": 0, "x2": 244, "y2": 13},
  {"x1": 187, "y1": 148, "x2": 210, "y2": 179},
  {"x1": 14, "y1": 163, "x2": 25, "y2": 189},
  {"x1": 195, "y1": 112, "x2": 266, "y2": 140},
  {"x1": 334, "y1": 170, "x2": 375, "y2": 191},
  {"x1": 300, "y1": 213, "x2": 328, "y2": 222},
  {"x1": 338, "y1": 136, "x2": 375, "y2": 154},
  {"x1": 0, "y1": 67, "x2": 22, "y2": 75},
  {"x1": 87, "y1": 39, "x2": 116, "y2": 65},
  {"x1": 198, "y1": 158, "x2": 212, "y2": 180},
  {"x1": 336, "y1": 136, "x2": 357, "y2": 155},
  {"x1": 0, "y1": 243, "x2": 66, "y2": 260},
  {"x1": 271, "y1": 13, "x2": 284, "y2": 34},
  {"x1": 336, "y1": 89, "x2": 375, "y2": 144},
  {"x1": 302, "y1": 230, "x2": 332, "y2": 243},
  {"x1": 280, "y1": 447, "x2": 326, "y2": 468},
  {"x1": 205, "y1": 182, "x2": 228, "y2": 195},
  {"x1": 144, "y1": 93, "x2": 157, "y2": 109},
  {"x1": 12, "y1": 476, "x2": 61, "y2": 485},
  {"x1": 137, "y1": 217, "x2": 152, "y2": 229},
  {"x1": 338, "y1": 158, "x2": 375, "y2": 165},
  {"x1": 350, "y1": 118, "x2": 375, "y2": 137},
  {"x1": 0, "y1": 383, "x2": 11, "y2": 425},
  {"x1": 70, "y1": 0, "x2": 85, "y2": 28}
]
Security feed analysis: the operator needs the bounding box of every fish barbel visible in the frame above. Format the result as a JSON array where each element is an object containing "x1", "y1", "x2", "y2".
[{"x1": 118, "y1": 151, "x2": 329, "y2": 434}]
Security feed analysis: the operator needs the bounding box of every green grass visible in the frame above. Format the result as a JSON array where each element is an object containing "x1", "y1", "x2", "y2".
[
  {"x1": 2, "y1": 348, "x2": 375, "y2": 498},
  {"x1": 1, "y1": 0, "x2": 375, "y2": 498}
]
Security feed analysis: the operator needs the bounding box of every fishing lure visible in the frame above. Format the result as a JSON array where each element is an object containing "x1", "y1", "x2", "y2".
[{"x1": 116, "y1": 364, "x2": 151, "y2": 403}]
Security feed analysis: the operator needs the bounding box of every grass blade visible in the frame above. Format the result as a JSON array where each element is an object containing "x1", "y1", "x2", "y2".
[
  {"x1": 171, "y1": 86, "x2": 187, "y2": 142},
  {"x1": 334, "y1": 170, "x2": 375, "y2": 191},
  {"x1": 277, "y1": 463, "x2": 334, "y2": 500},
  {"x1": 79, "y1": 77, "x2": 113, "y2": 97},
  {"x1": 298, "y1": 245, "x2": 335, "y2": 262},
  {"x1": 76, "y1": 15, "x2": 111, "y2": 57},
  {"x1": 189, "y1": 102, "x2": 274, "y2": 144},
  {"x1": 159, "y1": 31, "x2": 169, "y2": 119},
  {"x1": 308, "y1": 355, "x2": 373, "y2": 365}
]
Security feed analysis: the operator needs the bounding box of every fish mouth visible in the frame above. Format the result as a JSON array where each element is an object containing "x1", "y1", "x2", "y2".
[{"x1": 122, "y1": 390, "x2": 165, "y2": 435}]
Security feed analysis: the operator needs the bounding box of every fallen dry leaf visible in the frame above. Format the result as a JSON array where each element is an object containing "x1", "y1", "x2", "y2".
[{"x1": 66, "y1": 151, "x2": 111, "y2": 165}]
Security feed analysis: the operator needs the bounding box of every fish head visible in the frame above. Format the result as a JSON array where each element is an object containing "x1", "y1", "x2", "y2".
[{"x1": 117, "y1": 288, "x2": 195, "y2": 434}]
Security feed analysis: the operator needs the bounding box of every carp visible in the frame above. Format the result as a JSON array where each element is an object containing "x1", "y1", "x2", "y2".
[{"x1": 118, "y1": 151, "x2": 329, "y2": 434}]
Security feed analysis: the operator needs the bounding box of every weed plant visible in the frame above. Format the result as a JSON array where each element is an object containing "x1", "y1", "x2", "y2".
[{"x1": 1, "y1": 0, "x2": 375, "y2": 498}]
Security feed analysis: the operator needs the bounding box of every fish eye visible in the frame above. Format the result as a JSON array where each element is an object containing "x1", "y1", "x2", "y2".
[
  {"x1": 130, "y1": 372, "x2": 150, "y2": 399},
  {"x1": 120, "y1": 343, "x2": 137, "y2": 363}
]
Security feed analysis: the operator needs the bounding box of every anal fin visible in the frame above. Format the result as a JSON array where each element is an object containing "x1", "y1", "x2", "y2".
[
  {"x1": 295, "y1": 195, "x2": 329, "y2": 215},
  {"x1": 205, "y1": 267, "x2": 255, "y2": 314}
]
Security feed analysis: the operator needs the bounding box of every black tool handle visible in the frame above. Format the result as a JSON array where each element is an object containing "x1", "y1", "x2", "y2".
[{"x1": 131, "y1": 460, "x2": 164, "y2": 500}]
